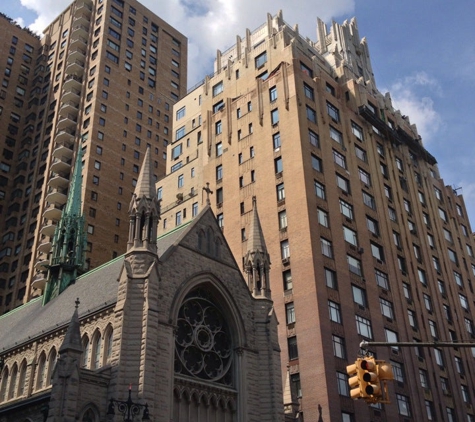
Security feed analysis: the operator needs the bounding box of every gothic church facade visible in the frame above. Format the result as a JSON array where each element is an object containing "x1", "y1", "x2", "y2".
[{"x1": 0, "y1": 149, "x2": 285, "y2": 422}]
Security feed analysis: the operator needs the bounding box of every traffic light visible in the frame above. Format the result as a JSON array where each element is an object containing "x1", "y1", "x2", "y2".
[
  {"x1": 346, "y1": 361, "x2": 363, "y2": 399},
  {"x1": 377, "y1": 361, "x2": 394, "y2": 381},
  {"x1": 360, "y1": 357, "x2": 380, "y2": 398}
]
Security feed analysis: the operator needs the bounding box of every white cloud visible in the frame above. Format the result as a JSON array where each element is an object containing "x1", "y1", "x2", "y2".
[
  {"x1": 14, "y1": 17, "x2": 25, "y2": 27},
  {"x1": 20, "y1": 0, "x2": 355, "y2": 85},
  {"x1": 387, "y1": 72, "x2": 443, "y2": 144}
]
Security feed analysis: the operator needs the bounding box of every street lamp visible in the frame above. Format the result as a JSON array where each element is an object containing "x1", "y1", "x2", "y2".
[{"x1": 106, "y1": 386, "x2": 150, "y2": 421}]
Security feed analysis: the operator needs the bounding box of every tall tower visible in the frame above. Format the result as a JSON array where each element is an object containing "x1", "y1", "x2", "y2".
[
  {"x1": 157, "y1": 11, "x2": 475, "y2": 422},
  {"x1": 43, "y1": 148, "x2": 86, "y2": 304},
  {"x1": 0, "y1": 0, "x2": 187, "y2": 313}
]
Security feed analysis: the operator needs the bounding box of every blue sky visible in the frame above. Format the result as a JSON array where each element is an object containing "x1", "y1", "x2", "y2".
[{"x1": 4, "y1": 0, "x2": 475, "y2": 225}]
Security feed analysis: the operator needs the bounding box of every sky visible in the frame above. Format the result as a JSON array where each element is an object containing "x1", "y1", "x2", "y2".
[{"x1": 3, "y1": 0, "x2": 475, "y2": 225}]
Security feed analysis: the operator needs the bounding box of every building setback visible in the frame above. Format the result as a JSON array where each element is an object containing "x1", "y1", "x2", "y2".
[
  {"x1": 157, "y1": 11, "x2": 475, "y2": 422},
  {"x1": 0, "y1": 0, "x2": 187, "y2": 313}
]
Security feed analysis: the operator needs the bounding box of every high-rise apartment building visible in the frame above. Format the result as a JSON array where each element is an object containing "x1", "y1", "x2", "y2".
[
  {"x1": 157, "y1": 11, "x2": 475, "y2": 421},
  {"x1": 0, "y1": 0, "x2": 187, "y2": 313}
]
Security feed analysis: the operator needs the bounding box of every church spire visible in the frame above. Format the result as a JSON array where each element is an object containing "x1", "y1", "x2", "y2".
[
  {"x1": 244, "y1": 197, "x2": 271, "y2": 298},
  {"x1": 43, "y1": 149, "x2": 86, "y2": 304},
  {"x1": 127, "y1": 147, "x2": 160, "y2": 252},
  {"x1": 59, "y1": 298, "x2": 83, "y2": 354}
]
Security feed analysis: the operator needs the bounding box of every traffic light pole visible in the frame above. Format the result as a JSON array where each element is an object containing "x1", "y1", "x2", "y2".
[{"x1": 360, "y1": 340, "x2": 475, "y2": 349}]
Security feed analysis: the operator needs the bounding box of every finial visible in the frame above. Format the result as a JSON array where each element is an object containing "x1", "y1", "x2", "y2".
[
  {"x1": 75, "y1": 298, "x2": 80, "y2": 309},
  {"x1": 203, "y1": 182, "x2": 213, "y2": 205},
  {"x1": 252, "y1": 195, "x2": 257, "y2": 208}
]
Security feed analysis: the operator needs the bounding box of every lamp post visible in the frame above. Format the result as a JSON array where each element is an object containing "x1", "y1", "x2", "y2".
[{"x1": 106, "y1": 386, "x2": 150, "y2": 421}]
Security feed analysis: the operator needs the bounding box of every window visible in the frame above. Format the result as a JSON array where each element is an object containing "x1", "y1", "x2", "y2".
[
  {"x1": 355, "y1": 145, "x2": 367, "y2": 162},
  {"x1": 439, "y1": 207, "x2": 448, "y2": 222},
  {"x1": 343, "y1": 226, "x2": 357, "y2": 246},
  {"x1": 306, "y1": 106, "x2": 316, "y2": 123},
  {"x1": 429, "y1": 320, "x2": 438, "y2": 339},
  {"x1": 424, "y1": 293, "x2": 432, "y2": 312},
  {"x1": 407, "y1": 309, "x2": 417, "y2": 329},
  {"x1": 327, "y1": 102, "x2": 340, "y2": 122},
  {"x1": 321, "y1": 238, "x2": 333, "y2": 258},
  {"x1": 359, "y1": 168, "x2": 371, "y2": 186},
  {"x1": 270, "y1": 109, "x2": 279, "y2": 126},
  {"x1": 366, "y1": 216, "x2": 379, "y2": 236},
  {"x1": 276, "y1": 183, "x2": 285, "y2": 201},
  {"x1": 269, "y1": 86, "x2": 277, "y2": 102},
  {"x1": 371, "y1": 242, "x2": 384, "y2": 262},
  {"x1": 455, "y1": 356, "x2": 464, "y2": 374},
  {"x1": 461, "y1": 384, "x2": 471, "y2": 403},
  {"x1": 448, "y1": 248, "x2": 458, "y2": 264},
  {"x1": 172, "y1": 144, "x2": 182, "y2": 159},
  {"x1": 347, "y1": 255, "x2": 362, "y2": 276},
  {"x1": 375, "y1": 269, "x2": 389, "y2": 289},
  {"x1": 283, "y1": 270, "x2": 292, "y2": 290},
  {"x1": 216, "y1": 165, "x2": 223, "y2": 181},
  {"x1": 273, "y1": 132, "x2": 281, "y2": 149},
  {"x1": 328, "y1": 300, "x2": 341, "y2": 323},
  {"x1": 177, "y1": 174, "x2": 184, "y2": 188},
  {"x1": 459, "y1": 293, "x2": 469, "y2": 310},
  {"x1": 212, "y1": 81, "x2": 223, "y2": 97},
  {"x1": 287, "y1": 337, "x2": 298, "y2": 360},
  {"x1": 380, "y1": 298, "x2": 394, "y2": 319},
  {"x1": 392, "y1": 361, "x2": 404, "y2": 382},
  {"x1": 274, "y1": 157, "x2": 283, "y2": 173},
  {"x1": 333, "y1": 150, "x2": 346, "y2": 168},
  {"x1": 317, "y1": 208, "x2": 329, "y2": 227},
  {"x1": 281, "y1": 240, "x2": 290, "y2": 259},
  {"x1": 337, "y1": 372, "x2": 349, "y2": 396},
  {"x1": 315, "y1": 181, "x2": 325, "y2": 199},
  {"x1": 336, "y1": 174, "x2": 350, "y2": 193},
  {"x1": 397, "y1": 394, "x2": 411, "y2": 416},
  {"x1": 304, "y1": 83, "x2": 314, "y2": 100},
  {"x1": 330, "y1": 126, "x2": 343, "y2": 144},
  {"x1": 340, "y1": 199, "x2": 353, "y2": 219},
  {"x1": 286, "y1": 302, "x2": 295, "y2": 324},
  {"x1": 352, "y1": 285, "x2": 367, "y2": 307},
  {"x1": 325, "y1": 268, "x2": 337, "y2": 289},
  {"x1": 355, "y1": 315, "x2": 372, "y2": 338},
  {"x1": 278, "y1": 210, "x2": 287, "y2": 230},
  {"x1": 332, "y1": 335, "x2": 346, "y2": 359},
  {"x1": 351, "y1": 121, "x2": 364, "y2": 141},
  {"x1": 215, "y1": 120, "x2": 222, "y2": 135},
  {"x1": 308, "y1": 130, "x2": 320, "y2": 148},
  {"x1": 311, "y1": 154, "x2": 322, "y2": 172},
  {"x1": 216, "y1": 142, "x2": 222, "y2": 157},
  {"x1": 361, "y1": 193, "x2": 376, "y2": 211},
  {"x1": 255, "y1": 51, "x2": 267, "y2": 68},
  {"x1": 300, "y1": 61, "x2": 313, "y2": 77}
]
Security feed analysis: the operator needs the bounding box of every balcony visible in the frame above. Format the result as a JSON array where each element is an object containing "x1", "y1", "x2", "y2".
[
  {"x1": 63, "y1": 75, "x2": 82, "y2": 92},
  {"x1": 45, "y1": 186, "x2": 68, "y2": 205},
  {"x1": 59, "y1": 100, "x2": 79, "y2": 116},
  {"x1": 55, "y1": 128, "x2": 76, "y2": 148},
  {"x1": 65, "y1": 59, "x2": 85, "y2": 77},
  {"x1": 57, "y1": 113, "x2": 77, "y2": 131},
  {"x1": 35, "y1": 257, "x2": 50, "y2": 271},
  {"x1": 70, "y1": 35, "x2": 88, "y2": 50},
  {"x1": 74, "y1": 14, "x2": 90, "y2": 27},
  {"x1": 71, "y1": 23, "x2": 89, "y2": 38},
  {"x1": 49, "y1": 174, "x2": 69, "y2": 189},
  {"x1": 40, "y1": 221, "x2": 58, "y2": 237},
  {"x1": 67, "y1": 46, "x2": 86, "y2": 63},
  {"x1": 38, "y1": 240, "x2": 52, "y2": 254},
  {"x1": 75, "y1": 1, "x2": 92, "y2": 17},
  {"x1": 61, "y1": 86, "x2": 81, "y2": 103},
  {"x1": 50, "y1": 157, "x2": 72, "y2": 175},
  {"x1": 31, "y1": 273, "x2": 47, "y2": 290},
  {"x1": 52, "y1": 144, "x2": 74, "y2": 161},
  {"x1": 43, "y1": 202, "x2": 63, "y2": 220}
]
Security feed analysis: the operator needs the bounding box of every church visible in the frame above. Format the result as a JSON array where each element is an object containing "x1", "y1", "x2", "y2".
[{"x1": 0, "y1": 149, "x2": 287, "y2": 421}]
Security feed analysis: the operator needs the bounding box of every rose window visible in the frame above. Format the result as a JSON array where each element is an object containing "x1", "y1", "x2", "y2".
[{"x1": 175, "y1": 289, "x2": 233, "y2": 385}]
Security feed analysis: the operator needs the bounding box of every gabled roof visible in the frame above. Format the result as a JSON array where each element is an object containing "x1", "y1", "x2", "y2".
[{"x1": 0, "y1": 222, "x2": 191, "y2": 353}]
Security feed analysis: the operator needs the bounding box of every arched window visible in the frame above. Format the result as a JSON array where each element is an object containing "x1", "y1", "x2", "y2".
[
  {"x1": 91, "y1": 331, "x2": 102, "y2": 370},
  {"x1": 46, "y1": 348, "x2": 57, "y2": 386},
  {"x1": 104, "y1": 326, "x2": 113, "y2": 365},
  {"x1": 36, "y1": 353, "x2": 46, "y2": 390},
  {"x1": 82, "y1": 408, "x2": 97, "y2": 422},
  {"x1": 0, "y1": 367, "x2": 9, "y2": 402},
  {"x1": 82, "y1": 335, "x2": 90, "y2": 368},
  {"x1": 175, "y1": 287, "x2": 233, "y2": 386},
  {"x1": 18, "y1": 360, "x2": 27, "y2": 397},
  {"x1": 8, "y1": 364, "x2": 17, "y2": 399}
]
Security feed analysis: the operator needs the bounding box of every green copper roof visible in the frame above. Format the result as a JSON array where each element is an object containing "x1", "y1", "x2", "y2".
[{"x1": 64, "y1": 147, "x2": 83, "y2": 216}]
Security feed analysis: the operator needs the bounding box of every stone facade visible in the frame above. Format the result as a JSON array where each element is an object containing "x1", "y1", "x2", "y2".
[{"x1": 0, "y1": 153, "x2": 285, "y2": 421}]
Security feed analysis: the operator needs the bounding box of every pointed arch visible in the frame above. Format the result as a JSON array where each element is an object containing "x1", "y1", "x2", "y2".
[
  {"x1": 17, "y1": 359, "x2": 27, "y2": 397},
  {"x1": 79, "y1": 402, "x2": 100, "y2": 422},
  {"x1": 0, "y1": 366, "x2": 9, "y2": 402},
  {"x1": 91, "y1": 329, "x2": 102, "y2": 370},
  {"x1": 103, "y1": 324, "x2": 113, "y2": 365},
  {"x1": 36, "y1": 352, "x2": 46, "y2": 390},
  {"x1": 81, "y1": 334, "x2": 90, "y2": 368},
  {"x1": 46, "y1": 348, "x2": 57, "y2": 386},
  {"x1": 8, "y1": 363, "x2": 18, "y2": 399}
]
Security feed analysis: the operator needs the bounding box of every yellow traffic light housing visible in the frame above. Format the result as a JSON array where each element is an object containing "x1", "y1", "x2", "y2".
[{"x1": 347, "y1": 357, "x2": 394, "y2": 404}]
